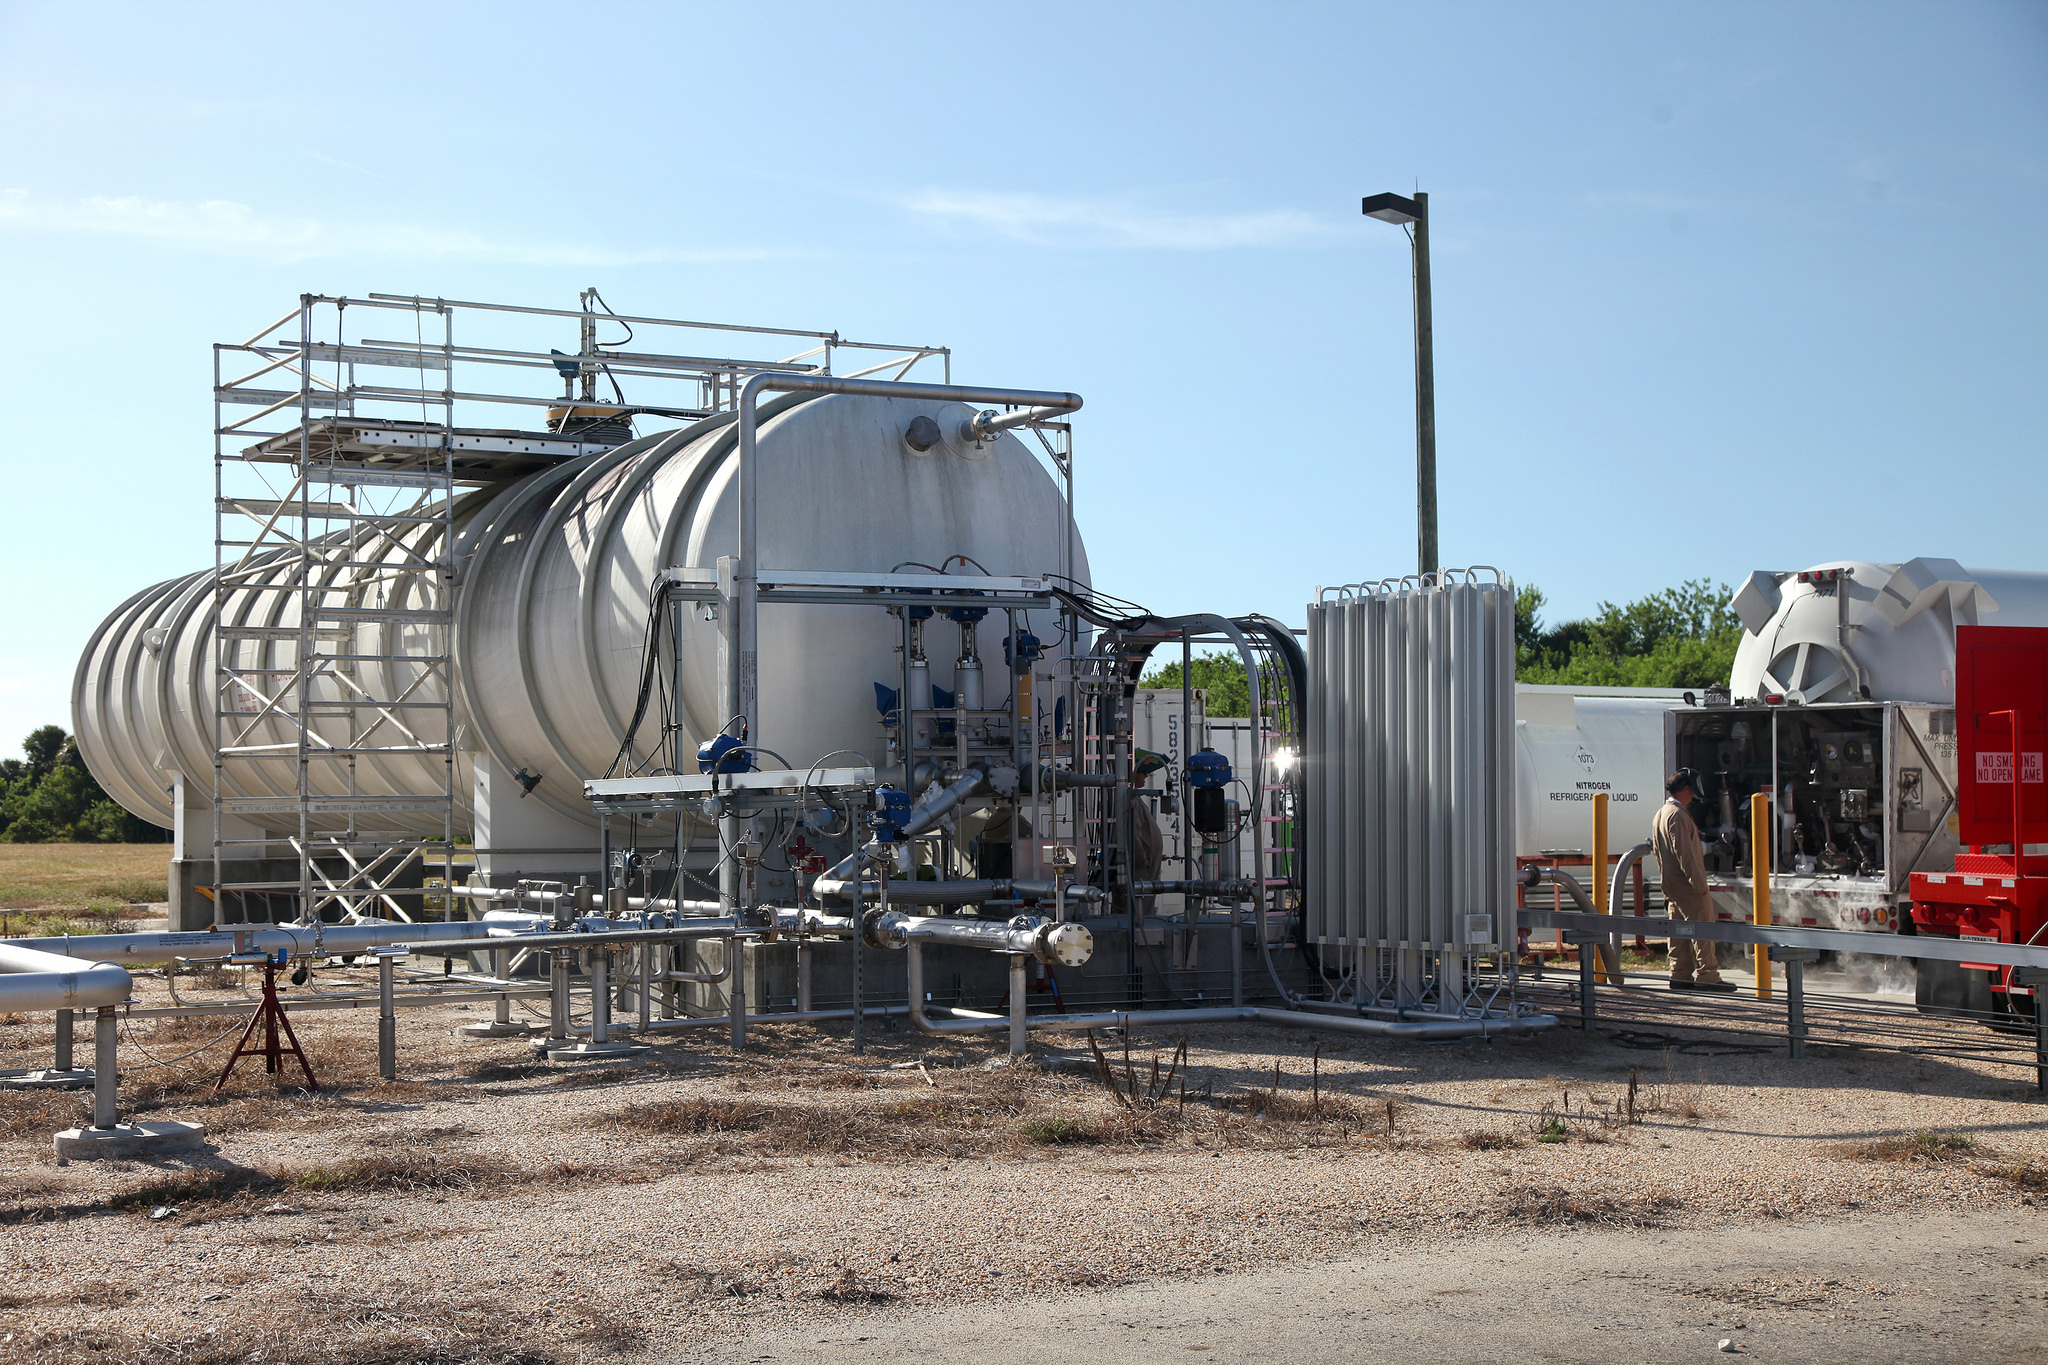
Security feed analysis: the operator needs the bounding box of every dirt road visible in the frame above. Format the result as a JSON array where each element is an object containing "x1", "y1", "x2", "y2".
[{"x1": 675, "y1": 1209, "x2": 2047, "y2": 1364}]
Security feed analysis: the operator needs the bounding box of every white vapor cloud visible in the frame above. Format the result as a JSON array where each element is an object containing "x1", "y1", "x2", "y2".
[
  {"x1": 0, "y1": 189, "x2": 772, "y2": 266},
  {"x1": 902, "y1": 189, "x2": 1339, "y2": 250}
]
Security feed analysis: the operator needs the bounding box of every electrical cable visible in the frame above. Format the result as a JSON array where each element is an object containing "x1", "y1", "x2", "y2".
[
  {"x1": 587, "y1": 290, "x2": 632, "y2": 409},
  {"x1": 606, "y1": 578, "x2": 672, "y2": 778},
  {"x1": 119, "y1": 1008, "x2": 245, "y2": 1068},
  {"x1": 1605, "y1": 1029, "x2": 1777, "y2": 1056}
]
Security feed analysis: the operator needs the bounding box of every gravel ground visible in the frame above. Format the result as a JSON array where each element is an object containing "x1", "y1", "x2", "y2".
[{"x1": 1, "y1": 966, "x2": 2044, "y2": 1363}]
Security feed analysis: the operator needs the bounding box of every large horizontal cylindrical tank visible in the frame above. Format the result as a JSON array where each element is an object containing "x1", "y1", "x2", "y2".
[
  {"x1": 1729, "y1": 559, "x2": 2048, "y2": 706},
  {"x1": 1514, "y1": 687, "x2": 1678, "y2": 857},
  {"x1": 73, "y1": 394, "x2": 1088, "y2": 834}
]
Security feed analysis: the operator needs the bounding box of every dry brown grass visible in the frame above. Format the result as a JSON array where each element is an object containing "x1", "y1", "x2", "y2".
[
  {"x1": 7, "y1": 1285, "x2": 570, "y2": 1364},
  {"x1": 603, "y1": 1090, "x2": 1018, "y2": 1159},
  {"x1": 1460, "y1": 1129, "x2": 1525, "y2": 1151},
  {"x1": 809, "y1": 1068, "x2": 883, "y2": 1090},
  {"x1": 1497, "y1": 1182, "x2": 1678, "y2": 1227},
  {"x1": 137, "y1": 1013, "x2": 248, "y2": 1045},
  {"x1": 286, "y1": 1152, "x2": 515, "y2": 1195},
  {"x1": 815, "y1": 1267, "x2": 900, "y2": 1304},
  {"x1": 0, "y1": 1282, "x2": 139, "y2": 1311},
  {"x1": 1995, "y1": 1161, "x2": 2048, "y2": 1192},
  {"x1": 464, "y1": 1057, "x2": 545, "y2": 1084},
  {"x1": 1835, "y1": 1129, "x2": 1981, "y2": 1164},
  {"x1": 0, "y1": 1089, "x2": 84, "y2": 1142}
]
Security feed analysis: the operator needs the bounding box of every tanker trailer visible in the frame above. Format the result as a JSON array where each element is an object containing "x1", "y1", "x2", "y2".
[
  {"x1": 1514, "y1": 686, "x2": 1681, "y2": 859},
  {"x1": 73, "y1": 392, "x2": 1088, "y2": 927},
  {"x1": 1659, "y1": 561, "x2": 2048, "y2": 1003}
]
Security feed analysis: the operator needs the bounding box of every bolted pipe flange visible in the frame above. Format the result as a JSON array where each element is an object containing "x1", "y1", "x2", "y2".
[{"x1": 1038, "y1": 922, "x2": 1093, "y2": 967}]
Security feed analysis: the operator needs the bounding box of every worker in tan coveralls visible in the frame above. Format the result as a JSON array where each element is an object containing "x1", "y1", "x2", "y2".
[{"x1": 1652, "y1": 769, "x2": 1735, "y2": 992}]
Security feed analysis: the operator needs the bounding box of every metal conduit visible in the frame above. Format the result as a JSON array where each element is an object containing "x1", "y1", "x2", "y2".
[
  {"x1": 903, "y1": 943, "x2": 1558, "y2": 1048},
  {"x1": 811, "y1": 877, "x2": 1109, "y2": 907},
  {"x1": 1520, "y1": 867, "x2": 1625, "y2": 983}
]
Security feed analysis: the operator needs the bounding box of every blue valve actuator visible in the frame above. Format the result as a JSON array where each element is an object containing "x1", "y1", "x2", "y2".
[
  {"x1": 1187, "y1": 748, "x2": 1232, "y2": 788},
  {"x1": 870, "y1": 785, "x2": 913, "y2": 842},
  {"x1": 697, "y1": 733, "x2": 755, "y2": 775}
]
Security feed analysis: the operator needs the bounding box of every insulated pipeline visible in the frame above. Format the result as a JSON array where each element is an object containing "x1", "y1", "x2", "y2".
[
  {"x1": 902, "y1": 944, "x2": 1557, "y2": 1041},
  {"x1": 0, "y1": 943, "x2": 132, "y2": 1012}
]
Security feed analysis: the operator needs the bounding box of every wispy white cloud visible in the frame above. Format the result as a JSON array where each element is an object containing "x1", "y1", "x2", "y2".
[
  {"x1": 902, "y1": 189, "x2": 1339, "y2": 250},
  {"x1": 0, "y1": 189, "x2": 774, "y2": 266}
]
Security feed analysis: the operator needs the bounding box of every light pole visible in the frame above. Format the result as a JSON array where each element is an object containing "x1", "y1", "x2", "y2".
[{"x1": 1361, "y1": 190, "x2": 1436, "y2": 577}]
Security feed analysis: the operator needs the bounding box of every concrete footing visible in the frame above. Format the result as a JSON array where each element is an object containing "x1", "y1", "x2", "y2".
[
  {"x1": 457, "y1": 1021, "x2": 536, "y2": 1040},
  {"x1": 0, "y1": 1068, "x2": 94, "y2": 1091},
  {"x1": 54, "y1": 1121, "x2": 208, "y2": 1159},
  {"x1": 541, "y1": 1040, "x2": 650, "y2": 1062}
]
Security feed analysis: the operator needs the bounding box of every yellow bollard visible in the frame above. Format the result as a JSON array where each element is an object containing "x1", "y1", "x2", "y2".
[
  {"x1": 1592, "y1": 792, "x2": 1613, "y2": 983},
  {"x1": 1750, "y1": 790, "x2": 1772, "y2": 1000}
]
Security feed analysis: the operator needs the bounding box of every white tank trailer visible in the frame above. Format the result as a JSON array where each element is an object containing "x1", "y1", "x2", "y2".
[
  {"x1": 73, "y1": 394, "x2": 1087, "y2": 926},
  {"x1": 1531, "y1": 562, "x2": 2048, "y2": 975}
]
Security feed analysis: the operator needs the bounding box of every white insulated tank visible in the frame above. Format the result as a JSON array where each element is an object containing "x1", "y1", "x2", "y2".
[
  {"x1": 1729, "y1": 559, "x2": 2048, "y2": 706},
  {"x1": 1514, "y1": 686, "x2": 1679, "y2": 857},
  {"x1": 73, "y1": 393, "x2": 1088, "y2": 834}
]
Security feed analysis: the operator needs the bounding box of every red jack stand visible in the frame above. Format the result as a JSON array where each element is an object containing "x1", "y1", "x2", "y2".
[{"x1": 216, "y1": 960, "x2": 319, "y2": 1092}]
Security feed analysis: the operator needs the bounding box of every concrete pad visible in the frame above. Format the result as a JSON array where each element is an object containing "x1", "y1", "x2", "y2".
[
  {"x1": 456, "y1": 1021, "x2": 537, "y2": 1039},
  {"x1": 53, "y1": 1121, "x2": 208, "y2": 1160},
  {"x1": 541, "y1": 1040, "x2": 651, "y2": 1062},
  {"x1": 0, "y1": 1067, "x2": 94, "y2": 1091}
]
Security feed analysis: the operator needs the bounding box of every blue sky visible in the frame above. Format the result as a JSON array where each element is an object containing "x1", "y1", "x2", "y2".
[{"x1": 1, "y1": 0, "x2": 2043, "y2": 753}]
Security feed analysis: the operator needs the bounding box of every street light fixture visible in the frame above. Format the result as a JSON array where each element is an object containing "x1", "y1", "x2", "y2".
[{"x1": 1361, "y1": 190, "x2": 1437, "y2": 578}]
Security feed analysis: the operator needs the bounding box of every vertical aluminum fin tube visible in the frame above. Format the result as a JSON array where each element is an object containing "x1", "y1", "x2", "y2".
[{"x1": 1306, "y1": 573, "x2": 1517, "y2": 997}]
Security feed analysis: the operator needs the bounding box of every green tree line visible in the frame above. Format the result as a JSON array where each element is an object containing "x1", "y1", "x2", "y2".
[
  {"x1": 1138, "y1": 577, "x2": 1740, "y2": 705},
  {"x1": 1516, "y1": 577, "x2": 1740, "y2": 688},
  {"x1": 1, "y1": 725, "x2": 168, "y2": 843}
]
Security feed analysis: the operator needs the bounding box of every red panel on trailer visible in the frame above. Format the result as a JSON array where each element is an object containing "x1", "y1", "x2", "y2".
[{"x1": 1954, "y1": 625, "x2": 2048, "y2": 850}]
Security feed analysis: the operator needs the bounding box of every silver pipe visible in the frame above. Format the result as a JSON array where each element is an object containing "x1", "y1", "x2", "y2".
[
  {"x1": 1247, "y1": 1007, "x2": 1558, "y2": 1040},
  {"x1": 1039, "y1": 767, "x2": 1120, "y2": 790},
  {"x1": 549, "y1": 951, "x2": 571, "y2": 1044},
  {"x1": 1008, "y1": 953, "x2": 1028, "y2": 1056},
  {"x1": 641, "y1": 1005, "x2": 908, "y2": 1032},
  {"x1": 378, "y1": 954, "x2": 397, "y2": 1081},
  {"x1": 873, "y1": 911, "x2": 1092, "y2": 966},
  {"x1": 92, "y1": 1006, "x2": 117, "y2": 1129},
  {"x1": 492, "y1": 949, "x2": 512, "y2": 1028},
  {"x1": 811, "y1": 876, "x2": 1108, "y2": 906},
  {"x1": 809, "y1": 769, "x2": 989, "y2": 891},
  {"x1": 903, "y1": 945, "x2": 1557, "y2": 1040},
  {"x1": 965, "y1": 405, "x2": 1072, "y2": 442},
  {"x1": 1, "y1": 920, "x2": 514, "y2": 967},
  {"x1": 1520, "y1": 867, "x2": 1625, "y2": 983},
  {"x1": 118, "y1": 986, "x2": 555, "y2": 1021},
  {"x1": 0, "y1": 943, "x2": 131, "y2": 1012},
  {"x1": 449, "y1": 885, "x2": 726, "y2": 915},
  {"x1": 1131, "y1": 879, "x2": 1256, "y2": 897},
  {"x1": 901, "y1": 766, "x2": 988, "y2": 840},
  {"x1": 661, "y1": 936, "x2": 736, "y2": 985},
  {"x1": 639, "y1": 942, "x2": 653, "y2": 1034},
  {"x1": 1609, "y1": 841, "x2": 1653, "y2": 960}
]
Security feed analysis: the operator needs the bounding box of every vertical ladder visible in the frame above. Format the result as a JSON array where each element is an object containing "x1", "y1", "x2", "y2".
[{"x1": 212, "y1": 298, "x2": 458, "y2": 927}]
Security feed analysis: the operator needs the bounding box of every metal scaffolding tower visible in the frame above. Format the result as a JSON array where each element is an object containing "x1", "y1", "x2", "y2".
[{"x1": 208, "y1": 292, "x2": 950, "y2": 925}]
